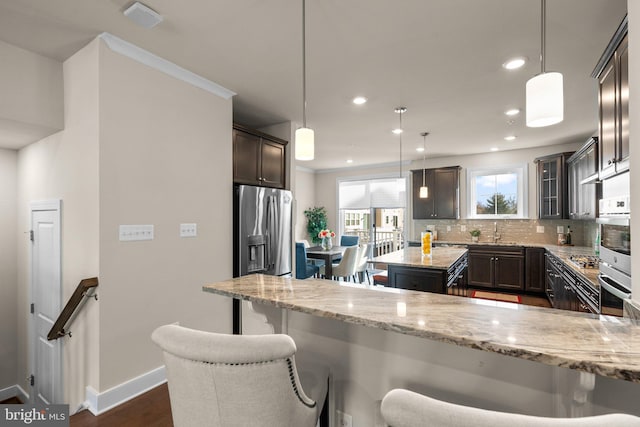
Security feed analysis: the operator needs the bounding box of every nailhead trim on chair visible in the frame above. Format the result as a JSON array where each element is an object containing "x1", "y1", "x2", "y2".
[
  {"x1": 167, "y1": 353, "x2": 317, "y2": 409},
  {"x1": 287, "y1": 358, "x2": 317, "y2": 409}
]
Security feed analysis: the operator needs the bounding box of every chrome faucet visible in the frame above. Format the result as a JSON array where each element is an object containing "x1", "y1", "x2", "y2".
[{"x1": 493, "y1": 222, "x2": 501, "y2": 243}]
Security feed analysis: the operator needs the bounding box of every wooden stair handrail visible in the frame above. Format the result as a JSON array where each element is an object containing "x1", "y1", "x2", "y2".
[{"x1": 47, "y1": 277, "x2": 99, "y2": 341}]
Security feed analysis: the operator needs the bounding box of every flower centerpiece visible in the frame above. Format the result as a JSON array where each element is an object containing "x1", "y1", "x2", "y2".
[{"x1": 318, "y1": 229, "x2": 336, "y2": 250}]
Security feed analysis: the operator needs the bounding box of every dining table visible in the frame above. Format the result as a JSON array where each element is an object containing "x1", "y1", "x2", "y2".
[{"x1": 305, "y1": 245, "x2": 348, "y2": 279}]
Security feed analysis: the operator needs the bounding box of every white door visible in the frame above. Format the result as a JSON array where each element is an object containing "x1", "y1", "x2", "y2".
[{"x1": 30, "y1": 200, "x2": 62, "y2": 405}]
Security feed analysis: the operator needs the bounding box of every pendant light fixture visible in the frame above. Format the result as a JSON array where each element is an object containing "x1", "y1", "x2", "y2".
[
  {"x1": 419, "y1": 132, "x2": 429, "y2": 198},
  {"x1": 526, "y1": 0, "x2": 563, "y2": 127},
  {"x1": 295, "y1": 0, "x2": 314, "y2": 160},
  {"x1": 394, "y1": 107, "x2": 407, "y2": 178}
]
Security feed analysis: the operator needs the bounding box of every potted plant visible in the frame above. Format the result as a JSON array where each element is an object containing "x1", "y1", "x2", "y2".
[
  {"x1": 470, "y1": 229, "x2": 481, "y2": 243},
  {"x1": 304, "y1": 206, "x2": 328, "y2": 244}
]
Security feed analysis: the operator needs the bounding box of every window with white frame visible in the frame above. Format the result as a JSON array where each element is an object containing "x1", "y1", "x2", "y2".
[{"x1": 467, "y1": 164, "x2": 527, "y2": 218}]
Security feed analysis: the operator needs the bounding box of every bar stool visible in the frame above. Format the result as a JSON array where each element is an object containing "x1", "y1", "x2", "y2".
[{"x1": 381, "y1": 389, "x2": 640, "y2": 427}]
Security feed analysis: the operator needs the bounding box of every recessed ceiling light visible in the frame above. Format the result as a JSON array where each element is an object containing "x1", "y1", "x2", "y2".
[
  {"x1": 392, "y1": 128, "x2": 403, "y2": 135},
  {"x1": 502, "y1": 57, "x2": 526, "y2": 70},
  {"x1": 504, "y1": 135, "x2": 517, "y2": 141},
  {"x1": 505, "y1": 108, "x2": 520, "y2": 116},
  {"x1": 416, "y1": 147, "x2": 425, "y2": 152},
  {"x1": 491, "y1": 147, "x2": 499, "y2": 152},
  {"x1": 352, "y1": 96, "x2": 367, "y2": 105},
  {"x1": 346, "y1": 159, "x2": 353, "y2": 164}
]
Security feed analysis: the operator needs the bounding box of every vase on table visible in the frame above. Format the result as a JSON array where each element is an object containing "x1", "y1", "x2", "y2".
[{"x1": 321, "y1": 236, "x2": 333, "y2": 250}]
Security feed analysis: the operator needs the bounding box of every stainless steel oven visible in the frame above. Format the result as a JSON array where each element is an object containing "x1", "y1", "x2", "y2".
[{"x1": 597, "y1": 172, "x2": 631, "y2": 316}]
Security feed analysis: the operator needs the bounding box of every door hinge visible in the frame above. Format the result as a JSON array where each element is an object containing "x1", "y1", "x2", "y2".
[
  {"x1": 29, "y1": 375, "x2": 34, "y2": 387},
  {"x1": 29, "y1": 230, "x2": 34, "y2": 242},
  {"x1": 30, "y1": 303, "x2": 34, "y2": 314}
]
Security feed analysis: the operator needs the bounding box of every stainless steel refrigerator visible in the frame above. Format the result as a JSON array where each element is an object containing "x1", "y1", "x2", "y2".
[{"x1": 233, "y1": 184, "x2": 292, "y2": 277}]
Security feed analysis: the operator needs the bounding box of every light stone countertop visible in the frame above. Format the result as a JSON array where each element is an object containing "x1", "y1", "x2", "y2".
[
  {"x1": 203, "y1": 274, "x2": 640, "y2": 383},
  {"x1": 544, "y1": 245, "x2": 600, "y2": 287},
  {"x1": 410, "y1": 241, "x2": 600, "y2": 288},
  {"x1": 371, "y1": 246, "x2": 467, "y2": 270}
]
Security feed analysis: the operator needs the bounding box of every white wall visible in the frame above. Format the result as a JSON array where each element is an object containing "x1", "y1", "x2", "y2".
[
  {"x1": 311, "y1": 141, "x2": 583, "y2": 239},
  {"x1": 294, "y1": 167, "x2": 317, "y2": 241},
  {"x1": 0, "y1": 148, "x2": 17, "y2": 390},
  {"x1": 97, "y1": 39, "x2": 233, "y2": 391},
  {"x1": 0, "y1": 39, "x2": 63, "y2": 148},
  {"x1": 17, "y1": 39, "x2": 100, "y2": 408},
  {"x1": 16, "y1": 36, "x2": 234, "y2": 409}
]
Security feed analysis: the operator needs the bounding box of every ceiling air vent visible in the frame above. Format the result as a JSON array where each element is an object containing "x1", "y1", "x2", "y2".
[{"x1": 123, "y1": 2, "x2": 163, "y2": 29}]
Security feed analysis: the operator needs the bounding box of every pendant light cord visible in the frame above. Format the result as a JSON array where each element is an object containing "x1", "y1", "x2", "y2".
[
  {"x1": 394, "y1": 107, "x2": 406, "y2": 178},
  {"x1": 421, "y1": 132, "x2": 428, "y2": 186},
  {"x1": 399, "y1": 110, "x2": 402, "y2": 178},
  {"x1": 302, "y1": 0, "x2": 307, "y2": 128},
  {"x1": 540, "y1": 0, "x2": 545, "y2": 74}
]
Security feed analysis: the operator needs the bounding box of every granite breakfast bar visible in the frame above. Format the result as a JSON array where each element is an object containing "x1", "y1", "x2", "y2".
[{"x1": 203, "y1": 274, "x2": 640, "y2": 422}]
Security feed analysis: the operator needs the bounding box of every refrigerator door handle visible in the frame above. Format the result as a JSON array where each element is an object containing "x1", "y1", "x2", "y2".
[
  {"x1": 265, "y1": 196, "x2": 271, "y2": 269},
  {"x1": 266, "y1": 195, "x2": 277, "y2": 270}
]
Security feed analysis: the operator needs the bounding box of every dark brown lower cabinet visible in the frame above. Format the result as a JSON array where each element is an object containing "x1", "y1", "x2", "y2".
[
  {"x1": 525, "y1": 247, "x2": 546, "y2": 293},
  {"x1": 387, "y1": 265, "x2": 447, "y2": 294},
  {"x1": 387, "y1": 253, "x2": 467, "y2": 294},
  {"x1": 468, "y1": 246, "x2": 525, "y2": 291}
]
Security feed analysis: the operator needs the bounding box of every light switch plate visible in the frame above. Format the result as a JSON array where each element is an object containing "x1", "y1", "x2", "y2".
[
  {"x1": 557, "y1": 226, "x2": 564, "y2": 234},
  {"x1": 119, "y1": 224, "x2": 154, "y2": 241},
  {"x1": 537, "y1": 226, "x2": 545, "y2": 233},
  {"x1": 447, "y1": 226, "x2": 452, "y2": 232},
  {"x1": 180, "y1": 223, "x2": 197, "y2": 237},
  {"x1": 460, "y1": 225, "x2": 467, "y2": 232}
]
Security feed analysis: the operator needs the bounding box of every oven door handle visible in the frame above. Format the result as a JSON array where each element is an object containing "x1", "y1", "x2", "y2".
[{"x1": 598, "y1": 274, "x2": 632, "y2": 300}]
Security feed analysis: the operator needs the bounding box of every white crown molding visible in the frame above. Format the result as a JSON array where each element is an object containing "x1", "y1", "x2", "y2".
[
  {"x1": 85, "y1": 365, "x2": 166, "y2": 415},
  {"x1": 98, "y1": 32, "x2": 235, "y2": 100},
  {"x1": 295, "y1": 165, "x2": 315, "y2": 173},
  {"x1": 315, "y1": 159, "x2": 412, "y2": 174}
]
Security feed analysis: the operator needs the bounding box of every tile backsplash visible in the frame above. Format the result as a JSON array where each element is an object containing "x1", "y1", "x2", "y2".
[{"x1": 413, "y1": 219, "x2": 599, "y2": 248}]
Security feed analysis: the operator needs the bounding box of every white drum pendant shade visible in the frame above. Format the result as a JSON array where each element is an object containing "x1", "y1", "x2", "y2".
[
  {"x1": 526, "y1": 72, "x2": 564, "y2": 127},
  {"x1": 295, "y1": 127, "x2": 314, "y2": 161},
  {"x1": 419, "y1": 186, "x2": 429, "y2": 198}
]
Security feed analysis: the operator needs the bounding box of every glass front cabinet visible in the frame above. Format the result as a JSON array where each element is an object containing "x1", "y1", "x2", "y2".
[{"x1": 535, "y1": 153, "x2": 573, "y2": 219}]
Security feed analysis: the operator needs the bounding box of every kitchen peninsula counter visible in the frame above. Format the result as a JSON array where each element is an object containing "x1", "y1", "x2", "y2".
[{"x1": 203, "y1": 274, "x2": 640, "y2": 383}]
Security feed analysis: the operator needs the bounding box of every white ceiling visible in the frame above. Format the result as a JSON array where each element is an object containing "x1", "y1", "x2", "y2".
[{"x1": 0, "y1": 0, "x2": 627, "y2": 170}]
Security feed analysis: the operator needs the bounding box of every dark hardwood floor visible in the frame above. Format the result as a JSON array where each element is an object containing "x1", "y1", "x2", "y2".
[
  {"x1": 70, "y1": 383, "x2": 172, "y2": 427},
  {"x1": 0, "y1": 397, "x2": 22, "y2": 404}
]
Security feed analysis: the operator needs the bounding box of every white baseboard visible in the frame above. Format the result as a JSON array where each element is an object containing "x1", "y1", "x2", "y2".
[
  {"x1": 85, "y1": 366, "x2": 166, "y2": 415},
  {"x1": 0, "y1": 384, "x2": 29, "y2": 403}
]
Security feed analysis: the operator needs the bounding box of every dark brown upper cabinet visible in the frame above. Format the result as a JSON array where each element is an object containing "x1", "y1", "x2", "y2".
[
  {"x1": 412, "y1": 167, "x2": 460, "y2": 220},
  {"x1": 233, "y1": 124, "x2": 287, "y2": 189},
  {"x1": 567, "y1": 137, "x2": 600, "y2": 221},
  {"x1": 535, "y1": 153, "x2": 573, "y2": 220},
  {"x1": 592, "y1": 16, "x2": 628, "y2": 180}
]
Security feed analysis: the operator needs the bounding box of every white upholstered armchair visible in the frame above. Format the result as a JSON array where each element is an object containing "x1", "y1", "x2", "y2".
[
  {"x1": 381, "y1": 389, "x2": 640, "y2": 427},
  {"x1": 152, "y1": 324, "x2": 328, "y2": 427}
]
